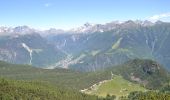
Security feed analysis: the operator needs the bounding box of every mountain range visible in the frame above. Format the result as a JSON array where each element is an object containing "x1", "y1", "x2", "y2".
[{"x1": 0, "y1": 20, "x2": 170, "y2": 71}]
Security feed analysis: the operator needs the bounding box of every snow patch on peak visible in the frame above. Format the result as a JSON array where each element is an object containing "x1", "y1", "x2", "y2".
[{"x1": 69, "y1": 22, "x2": 97, "y2": 34}]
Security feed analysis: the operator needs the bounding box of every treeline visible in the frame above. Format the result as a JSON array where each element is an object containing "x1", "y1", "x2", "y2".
[
  {"x1": 119, "y1": 91, "x2": 170, "y2": 100},
  {"x1": 0, "y1": 78, "x2": 99, "y2": 100},
  {"x1": 0, "y1": 61, "x2": 111, "y2": 90},
  {"x1": 0, "y1": 59, "x2": 169, "y2": 91},
  {"x1": 101, "y1": 85, "x2": 170, "y2": 100}
]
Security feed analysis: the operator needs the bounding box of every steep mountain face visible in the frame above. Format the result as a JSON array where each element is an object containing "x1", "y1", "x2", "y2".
[
  {"x1": 46, "y1": 21, "x2": 170, "y2": 71},
  {"x1": 0, "y1": 33, "x2": 65, "y2": 67},
  {"x1": 0, "y1": 21, "x2": 170, "y2": 71}
]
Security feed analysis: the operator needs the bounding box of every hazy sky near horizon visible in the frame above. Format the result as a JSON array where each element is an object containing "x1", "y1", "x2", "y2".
[{"x1": 0, "y1": 0, "x2": 170, "y2": 30}]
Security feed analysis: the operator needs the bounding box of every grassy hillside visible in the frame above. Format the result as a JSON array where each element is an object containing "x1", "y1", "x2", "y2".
[
  {"x1": 0, "y1": 78, "x2": 169, "y2": 100},
  {"x1": 0, "y1": 59, "x2": 169, "y2": 99},
  {"x1": 0, "y1": 78, "x2": 100, "y2": 100},
  {"x1": 112, "y1": 59, "x2": 170, "y2": 89},
  {"x1": 0, "y1": 59, "x2": 169, "y2": 90},
  {"x1": 0, "y1": 61, "x2": 110, "y2": 90},
  {"x1": 83, "y1": 75, "x2": 146, "y2": 98}
]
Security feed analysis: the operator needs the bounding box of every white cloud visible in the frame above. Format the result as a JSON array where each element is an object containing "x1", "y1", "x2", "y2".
[
  {"x1": 44, "y1": 3, "x2": 52, "y2": 7},
  {"x1": 149, "y1": 13, "x2": 170, "y2": 21}
]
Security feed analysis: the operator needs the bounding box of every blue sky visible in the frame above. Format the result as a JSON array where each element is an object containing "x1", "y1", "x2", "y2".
[{"x1": 0, "y1": 0, "x2": 170, "y2": 30}]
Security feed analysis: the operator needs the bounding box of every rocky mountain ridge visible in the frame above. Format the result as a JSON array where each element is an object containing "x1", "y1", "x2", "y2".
[{"x1": 0, "y1": 20, "x2": 170, "y2": 71}]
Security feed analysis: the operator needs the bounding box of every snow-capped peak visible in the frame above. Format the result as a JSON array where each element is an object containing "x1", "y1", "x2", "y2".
[
  {"x1": 0, "y1": 20, "x2": 161, "y2": 36},
  {"x1": 69, "y1": 22, "x2": 97, "y2": 33},
  {"x1": 83, "y1": 22, "x2": 95, "y2": 27},
  {"x1": 0, "y1": 26, "x2": 37, "y2": 35}
]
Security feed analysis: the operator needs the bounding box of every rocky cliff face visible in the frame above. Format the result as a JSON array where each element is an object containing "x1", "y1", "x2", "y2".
[{"x1": 0, "y1": 33, "x2": 65, "y2": 67}]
